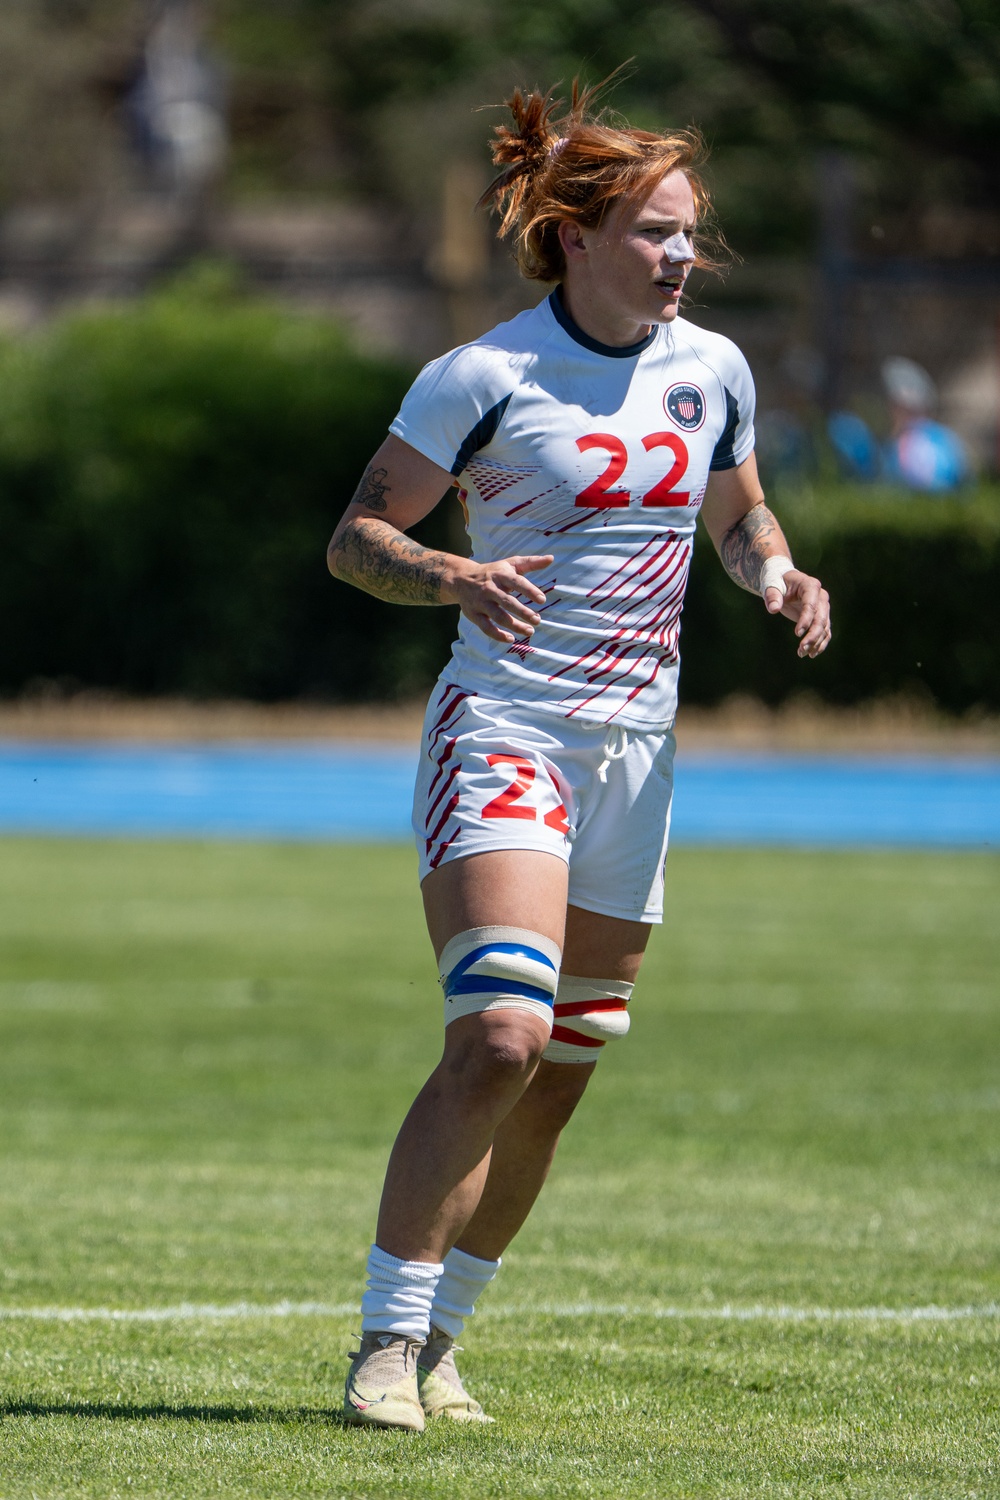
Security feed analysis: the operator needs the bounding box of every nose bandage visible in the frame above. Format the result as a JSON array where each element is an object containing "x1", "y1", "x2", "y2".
[
  {"x1": 663, "y1": 231, "x2": 695, "y2": 263},
  {"x1": 439, "y1": 926, "x2": 561, "y2": 1027},
  {"x1": 543, "y1": 975, "x2": 633, "y2": 1063}
]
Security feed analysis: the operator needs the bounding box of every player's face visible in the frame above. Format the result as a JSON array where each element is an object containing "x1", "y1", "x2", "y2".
[{"x1": 588, "y1": 171, "x2": 698, "y2": 336}]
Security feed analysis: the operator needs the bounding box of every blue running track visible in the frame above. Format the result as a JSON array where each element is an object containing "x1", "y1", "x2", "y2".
[{"x1": 0, "y1": 742, "x2": 996, "y2": 848}]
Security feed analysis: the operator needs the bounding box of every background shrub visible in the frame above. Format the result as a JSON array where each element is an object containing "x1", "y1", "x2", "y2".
[
  {"x1": 683, "y1": 486, "x2": 1000, "y2": 712},
  {"x1": 0, "y1": 267, "x2": 456, "y2": 703},
  {"x1": 1, "y1": 277, "x2": 997, "y2": 711}
]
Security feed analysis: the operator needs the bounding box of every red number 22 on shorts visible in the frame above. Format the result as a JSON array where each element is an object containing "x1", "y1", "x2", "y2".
[{"x1": 481, "y1": 755, "x2": 570, "y2": 834}]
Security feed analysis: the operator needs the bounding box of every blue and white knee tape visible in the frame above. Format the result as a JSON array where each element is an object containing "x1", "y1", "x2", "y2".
[{"x1": 438, "y1": 926, "x2": 561, "y2": 1028}]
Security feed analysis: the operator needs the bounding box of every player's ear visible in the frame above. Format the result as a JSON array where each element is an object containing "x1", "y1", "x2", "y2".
[{"x1": 557, "y1": 219, "x2": 589, "y2": 263}]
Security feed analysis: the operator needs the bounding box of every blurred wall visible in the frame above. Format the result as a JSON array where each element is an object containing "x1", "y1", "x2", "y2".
[{"x1": 0, "y1": 0, "x2": 997, "y2": 469}]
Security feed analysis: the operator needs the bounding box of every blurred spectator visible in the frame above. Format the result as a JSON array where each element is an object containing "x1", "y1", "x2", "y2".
[
  {"x1": 881, "y1": 357, "x2": 971, "y2": 492},
  {"x1": 125, "y1": 0, "x2": 226, "y2": 197},
  {"x1": 827, "y1": 411, "x2": 881, "y2": 482},
  {"x1": 827, "y1": 357, "x2": 971, "y2": 492}
]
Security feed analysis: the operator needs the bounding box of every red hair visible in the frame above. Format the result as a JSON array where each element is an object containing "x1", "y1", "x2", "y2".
[{"x1": 480, "y1": 79, "x2": 725, "y2": 283}]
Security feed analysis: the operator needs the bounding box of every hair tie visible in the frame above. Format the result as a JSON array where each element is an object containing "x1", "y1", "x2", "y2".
[{"x1": 548, "y1": 136, "x2": 569, "y2": 158}]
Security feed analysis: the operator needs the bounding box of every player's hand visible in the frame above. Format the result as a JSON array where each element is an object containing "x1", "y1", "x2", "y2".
[
  {"x1": 764, "y1": 570, "x2": 831, "y2": 658},
  {"x1": 444, "y1": 554, "x2": 554, "y2": 644}
]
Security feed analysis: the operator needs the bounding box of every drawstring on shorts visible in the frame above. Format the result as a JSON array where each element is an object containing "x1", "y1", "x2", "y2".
[{"x1": 597, "y1": 724, "x2": 629, "y2": 783}]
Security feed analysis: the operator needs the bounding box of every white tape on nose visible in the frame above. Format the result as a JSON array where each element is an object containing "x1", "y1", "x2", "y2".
[{"x1": 663, "y1": 232, "x2": 695, "y2": 263}]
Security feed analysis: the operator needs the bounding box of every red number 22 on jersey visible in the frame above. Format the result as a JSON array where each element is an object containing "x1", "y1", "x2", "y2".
[{"x1": 575, "y1": 432, "x2": 690, "y2": 508}]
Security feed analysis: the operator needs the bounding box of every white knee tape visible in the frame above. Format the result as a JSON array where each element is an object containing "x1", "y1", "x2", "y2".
[
  {"x1": 439, "y1": 926, "x2": 561, "y2": 1028},
  {"x1": 543, "y1": 975, "x2": 633, "y2": 1063}
]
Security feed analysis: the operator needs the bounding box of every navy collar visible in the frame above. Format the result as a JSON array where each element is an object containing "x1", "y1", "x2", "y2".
[{"x1": 548, "y1": 285, "x2": 658, "y2": 359}]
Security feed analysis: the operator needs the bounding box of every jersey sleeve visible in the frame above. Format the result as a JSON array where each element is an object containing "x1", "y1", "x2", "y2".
[
  {"x1": 389, "y1": 345, "x2": 516, "y2": 478},
  {"x1": 708, "y1": 345, "x2": 756, "y2": 471}
]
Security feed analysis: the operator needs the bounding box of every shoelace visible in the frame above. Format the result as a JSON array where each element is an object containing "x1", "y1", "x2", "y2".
[
  {"x1": 596, "y1": 724, "x2": 629, "y2": 783},
  {"x1": 346, "y1": 1333, "x2": 424, "y2": 1364}
]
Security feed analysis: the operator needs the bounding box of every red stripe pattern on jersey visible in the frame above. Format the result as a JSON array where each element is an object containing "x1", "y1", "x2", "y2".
[
  {"x1": 547, "y1": 534, "x2": 692, "y2": 719},
  {"x1": 466, "y1": 457, "x2": 542, "y2": 502}
]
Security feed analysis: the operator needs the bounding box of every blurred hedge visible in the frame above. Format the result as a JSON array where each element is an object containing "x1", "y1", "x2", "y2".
[
  {"x1": 1, "y1": 275, "x2": 998, "y2": 711},
  {"x1": 0, "y1": 267, "x2": 458, "y2": 703},
  {"x1": 683, "y1": 486, "x2": 1000, "y2": 712}
]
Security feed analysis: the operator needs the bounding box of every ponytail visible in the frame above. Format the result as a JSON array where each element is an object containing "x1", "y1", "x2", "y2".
[
  {"x1": 479, "y1": 75, "x2": 726, "y2": 284},
  {"x1": 483, "y1": 87, "x2": 563, "y2": 243}
]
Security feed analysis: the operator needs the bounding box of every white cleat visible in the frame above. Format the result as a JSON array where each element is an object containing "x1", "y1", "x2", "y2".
[
  {"x1": 343, "y1": 1332, "x2": 426, "y2": 1431},
  {"x1": 417, "y1": 1325, "x2": 494, "y2": 1423}
]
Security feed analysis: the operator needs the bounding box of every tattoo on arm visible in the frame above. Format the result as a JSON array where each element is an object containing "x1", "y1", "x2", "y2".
[
  {"x1": 354, "y1": 463, "x2": 390, "y2": 513},
  {"x1": 329, "y1": 516, "x2": 449, "y2": 605},
  {"x1": 720, "y1": 503, "x2": 785, "y2": 593}
]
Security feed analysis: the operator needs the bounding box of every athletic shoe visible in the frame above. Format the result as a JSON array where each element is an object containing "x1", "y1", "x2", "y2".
[
  {"x1": 417, "y1": 1324, "x2": 494, "y2": 1423},
  {"x1": 343, "y1": 1331, "x2": 426, "y2": 1431}
]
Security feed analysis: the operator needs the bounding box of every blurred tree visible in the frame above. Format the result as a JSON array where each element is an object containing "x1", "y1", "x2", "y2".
[
  {"x1": 212, "y1": 0, "x2": 1000, "y2": 257},
  {"x1": 1, "y1": 1, "x2": 996, "y2": 257},
  {"x1": 686, "y1": 0, "x2": 1000, "y2": 191},
  {"x1": 0, "y1": 0, "x2": 134, "y2": 206}
]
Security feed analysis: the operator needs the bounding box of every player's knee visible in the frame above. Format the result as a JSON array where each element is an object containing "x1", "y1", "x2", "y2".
[
  {"x1": 542, "y1": 976, "x2": 633, "y2": 1065},
  {"x1": 471, "y1": 1010, "x2": 549, "y2": 1080},
  {"x1": 439, "y1": 927, "x2": 561, "y2": 1046},
  {"x1": 441, "y1": 1008, "x2": 551, "y2": 1104}
]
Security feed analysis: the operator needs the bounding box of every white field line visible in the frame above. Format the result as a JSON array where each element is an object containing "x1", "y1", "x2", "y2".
[{"x1": 1, "y1": 1301, "x2": 999, "y2": 1325}]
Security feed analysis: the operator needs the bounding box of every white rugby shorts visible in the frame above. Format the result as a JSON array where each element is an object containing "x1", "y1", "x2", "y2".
[{"x1": 412, "y1": 682, "x2": 676, "y2": 923}]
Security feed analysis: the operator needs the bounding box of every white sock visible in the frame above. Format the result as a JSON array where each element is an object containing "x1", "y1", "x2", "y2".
[
  {"x1": 360, "y1": 1243, "x2": 443, "y2": 1338},
  {"x1": 430, "y1": 1246, "x2": 501, "y2": 1339}
]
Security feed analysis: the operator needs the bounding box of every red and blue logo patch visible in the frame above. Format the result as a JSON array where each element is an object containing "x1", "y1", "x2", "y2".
[{"x1": 663, "y1": 383, "x2": 706, "y2": 432}]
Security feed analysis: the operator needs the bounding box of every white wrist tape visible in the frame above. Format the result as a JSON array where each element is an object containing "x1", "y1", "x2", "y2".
[{"x1": 759, "y1": 554, "x2": 794, "y2": 599}]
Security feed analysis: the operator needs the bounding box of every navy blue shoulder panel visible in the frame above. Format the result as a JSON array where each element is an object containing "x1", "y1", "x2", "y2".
[
  {"x1": 709, "y1": 387, "x2": 741, "y2": 471},
  {"x1": 451, "y1": 393, "x2": 513, "y2": 476}
]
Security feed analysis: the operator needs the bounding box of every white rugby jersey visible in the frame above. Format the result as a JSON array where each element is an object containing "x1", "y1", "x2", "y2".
[{"x1": 390, "y1": 288, "x2": 755, "y2": 730}]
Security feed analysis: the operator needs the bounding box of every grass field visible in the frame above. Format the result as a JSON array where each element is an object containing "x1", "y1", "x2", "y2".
[{"x1": 0, "y1": 836, "x2": 997, "y2": 1499}]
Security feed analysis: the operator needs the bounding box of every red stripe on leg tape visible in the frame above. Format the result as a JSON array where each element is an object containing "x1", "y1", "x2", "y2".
[
  {"x1": 554, "y1": 998, "x2": 627, "y2": 1019},
  {"x1": 549, "y1": 1025, "x2": 605, "y2": 1048}
]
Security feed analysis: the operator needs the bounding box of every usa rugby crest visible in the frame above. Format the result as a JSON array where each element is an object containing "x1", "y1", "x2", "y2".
[{"x1": 663, "y1": 382, "x2": 706, "y2": 432}]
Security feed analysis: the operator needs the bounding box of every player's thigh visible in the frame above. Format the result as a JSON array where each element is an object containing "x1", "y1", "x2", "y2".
[
  {"x1": 422, "y1": 848, "x2": 569, "y2": 960},
  {"x1": 563, "y1": 904, "x2": 651, "y2": 985},
  {"x1": 565, "y1": 727, "x2": 676, "y2": 934}
]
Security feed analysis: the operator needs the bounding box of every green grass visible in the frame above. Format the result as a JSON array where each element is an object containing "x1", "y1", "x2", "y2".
[{"x1": 0, "y1": 837, "x2": 997, "y2": 1498}]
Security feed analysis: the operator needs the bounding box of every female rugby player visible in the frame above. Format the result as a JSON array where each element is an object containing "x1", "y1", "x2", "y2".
[{"x1": 328, "y1": 83, "x2": 831, "y2": 1431}]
